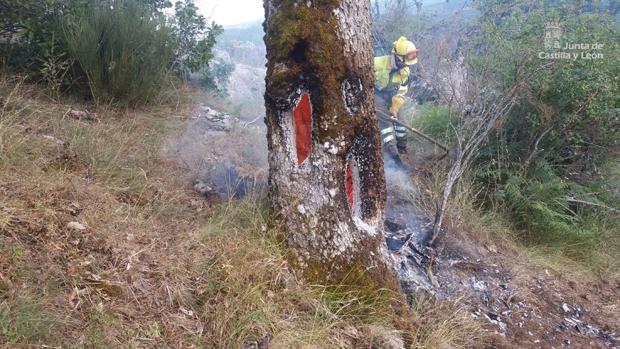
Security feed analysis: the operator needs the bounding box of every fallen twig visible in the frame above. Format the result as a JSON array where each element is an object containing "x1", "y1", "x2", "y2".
[{"x1": 566, "y1": 197, "x2": 620, "y2": 214}]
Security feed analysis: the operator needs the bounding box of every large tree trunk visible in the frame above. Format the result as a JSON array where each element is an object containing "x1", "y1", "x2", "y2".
[{"x1": 263, "y1": 0, "x2": 398, "y2": 290}]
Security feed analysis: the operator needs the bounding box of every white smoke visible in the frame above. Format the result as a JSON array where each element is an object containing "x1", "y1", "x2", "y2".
[{"x1": 171, "y1": 104, "x2": 268, "y2": 198}]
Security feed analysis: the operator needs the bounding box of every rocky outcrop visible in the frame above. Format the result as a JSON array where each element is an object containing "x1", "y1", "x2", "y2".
[
  {"x1": 217, "y1": 40, "x2": 266, "y2": 68},
  {"x1": 192, "y1": 105, "x2": 239, "y2": 133},
  {"x1": 213, "y1": 47, "x2": 266, "y2": 119},
  {"x1": 228, "y1": 64, "x2": 266, "y2": 117}
]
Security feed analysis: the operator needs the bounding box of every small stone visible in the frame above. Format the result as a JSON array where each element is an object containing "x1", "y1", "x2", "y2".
[
  {"x1": 562, "y1": 303, "x2": 571, "y2": 313},
  {"x1": 193, "y1": 180, "x2": 214, "y2": 196},
  {"x1": 297, "y1": 204, "x2": 306, "y2": 214},
  {"x1": 67, "y1": 221, "x2": 86, "y2": 231},
  {"x1": 472, "y1": 277, "x2": 486, "y2": 292},
  {"x1": 486, "y1": 243, "x2": 498, "y2": 253},
  {"x1": 67, "y1": 203, "x2": 81, "y2": 216},
  {"x1": 42, "y1": 135, "x2": 64, "y2": 145},
  {"x1": 68, "y1": 109, "x2": 97, "y2": 121},
  {"x1": 328, "y1": 189, "x2": 337, "y2": 197}
]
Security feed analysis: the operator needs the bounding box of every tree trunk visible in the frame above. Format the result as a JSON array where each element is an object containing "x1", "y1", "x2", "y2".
[{"x1": 263, "y1": 0, "x2": 398, "y2": 290}]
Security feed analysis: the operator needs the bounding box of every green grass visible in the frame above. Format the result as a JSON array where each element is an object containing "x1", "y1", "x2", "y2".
[
  {"x1": 407, "y1": 104, "x2": 458, "y2": 143},
  {"x1": 0, "y1": 294, "x2": 56, "y2": 346},
  {"x1": 0, "y1": 240, "x2": 63, "y2": 347}
]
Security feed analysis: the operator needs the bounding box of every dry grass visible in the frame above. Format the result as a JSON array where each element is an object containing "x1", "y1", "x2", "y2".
[
  {"x1": 409, "y1": 295, "x2": 484, "y2": 349},
  {"x1": 189, "y1": 196, "x2": 397, "y2": 348},
  {"x1": 0, "y1": 76, "x2": 487, "y2": 348}
]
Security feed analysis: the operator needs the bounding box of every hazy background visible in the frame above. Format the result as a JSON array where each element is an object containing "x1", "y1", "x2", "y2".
[
  {"x1": 196, "y1": 0, "x2": 263, "y2": 26},
  {"x1": 194, "y1": 0, "x2": 459, "y2": 26}
]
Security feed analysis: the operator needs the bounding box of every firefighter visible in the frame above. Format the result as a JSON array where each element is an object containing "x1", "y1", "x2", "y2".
[{"x1": 374, "y1": 36, "x2": 419, "y2": 159}]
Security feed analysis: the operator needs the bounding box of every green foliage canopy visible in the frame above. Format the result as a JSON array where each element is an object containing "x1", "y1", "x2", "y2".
[{"x1": 469, "y1": 0, "x2": 619, "y2": 260}]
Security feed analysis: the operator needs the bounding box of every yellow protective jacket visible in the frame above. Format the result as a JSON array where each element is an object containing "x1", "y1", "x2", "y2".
[{"x1": 373, "y1": 55, "x2": 411, "y2": 116}]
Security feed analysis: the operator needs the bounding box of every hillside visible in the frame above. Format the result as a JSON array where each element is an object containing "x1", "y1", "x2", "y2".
[
  {"x1": 1, "y1": 0, "x2": 619, "y2": 348},
  {"x1": 0, "y1": 79, "x2": 426, "y2": 347},
  {"x1": 1, "y1": 73, "x2": 617, "y2": 347}
]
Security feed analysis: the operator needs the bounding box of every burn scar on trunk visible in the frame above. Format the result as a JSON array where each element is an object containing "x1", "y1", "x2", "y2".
[{"x1": 341, "y1": 76, "x2": 364, "y2": 115}]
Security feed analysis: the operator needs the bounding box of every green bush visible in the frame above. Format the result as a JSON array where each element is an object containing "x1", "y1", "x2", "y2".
[
  {"x1": 477, "y1": 155, "x2": 619, "y2": 267},
  {"x1": 466, "y1": 0, "x2": 619, "y2": 264},
  {"x1": 0, "y1": 1, "x2": 65, "y2": 72},
  {"x1": 63, "y1": 1, "x2": 175, "y2": 106},
  {"x1": 470, "y1": 0, "x2": 619, "y2": 172},
  {"x1": 503, "y1": 172, "x2": 601, "y2": 260},
  {"x1": 0, "y1": 0, "x2": 225, "y2": 106},
  {"x1": 502, "y1": 161, "x2": 573, "y2": 239},
  {"x1": 409, "y1": 104, "x2": 457, "y2": 143}
]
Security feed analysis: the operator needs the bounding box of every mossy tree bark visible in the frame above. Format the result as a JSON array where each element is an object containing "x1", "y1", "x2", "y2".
[{"x1": 263, "y1": 0, "x2": 399, "y2": 291}]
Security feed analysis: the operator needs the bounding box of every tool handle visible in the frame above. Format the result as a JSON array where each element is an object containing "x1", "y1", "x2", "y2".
[{"x1": 377, "y1": 110, "x2": 449, "y2": 153}]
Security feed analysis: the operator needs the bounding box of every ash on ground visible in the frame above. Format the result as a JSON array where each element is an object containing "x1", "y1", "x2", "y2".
[
  {"x1": 383, "y1": 160, "x2": 434, "y2": 294},
  {"x1": 381, "y1": 153, "x2": 618, "y2": 348}
]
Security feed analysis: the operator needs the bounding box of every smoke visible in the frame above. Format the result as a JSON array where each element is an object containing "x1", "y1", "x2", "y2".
[
  {"x1": 383, "y1": 153, "x2": 426, "y2": 231},
  {"x1": 382, "y1": 153, "x2": 435, "y2": 292},
  {"x1": 169, "y1": 94, "x2": 433, "y2": 290},
  {"x1": 384, "y1": 156, "x2": 420, "y2": 203},
  {"x1": 171, "y1": 104, "x2": 268, "y2": 199},
  {"x1": 165, "y1": 33, "x2": 271, "y2": 200}
]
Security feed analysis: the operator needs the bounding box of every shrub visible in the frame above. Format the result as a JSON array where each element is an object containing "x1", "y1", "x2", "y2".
[
  {"x1": 0, "y1": 0, "x2": 225, "y2": 106},
  {"x1": 476, "y1": 156, "x2": 617, "y2": 266},
  {"x1": 0, "y1": 1, "x2": 66, "y2": 72},
  {"x1": 63, "y1": 0, "x2": 176, "y2": 106},
  {"x1": 408, "y1": 104, "x2": 457, "y2": 143},
  {"x1": 465, "y1": 0, "x2": 620, "y2": 264}
]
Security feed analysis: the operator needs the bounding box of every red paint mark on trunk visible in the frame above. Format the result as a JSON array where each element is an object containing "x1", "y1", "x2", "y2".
[
  {"x1": 293, "y1": 93, "x2": 312, "y2": 165},
  {"x1": 346, "y1": 161, "x2": 354, "y2": 210}
]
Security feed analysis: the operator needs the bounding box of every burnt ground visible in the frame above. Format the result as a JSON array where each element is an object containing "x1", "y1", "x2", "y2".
[
  {"x1": 384, "y1": 153, "x2": 619, "y2": 349},
  {"x1": 434, "y1": 235, "x2": 619, "y2": 349},
  {"x1": 187, "y1": 105, "x2": 619, "y2": 349}
]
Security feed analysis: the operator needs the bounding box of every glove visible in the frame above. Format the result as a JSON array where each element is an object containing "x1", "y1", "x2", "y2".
[{"x1": 389, "y1": 95, "x2": 406, "y2": 116}]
